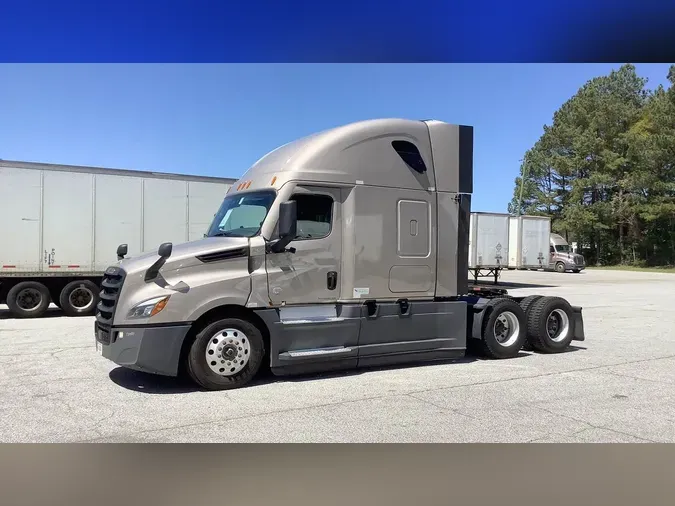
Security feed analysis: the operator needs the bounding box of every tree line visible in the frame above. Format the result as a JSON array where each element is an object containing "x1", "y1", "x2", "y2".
[{"x1": 507, "y1": 64, "x2": 675, "y2": 267}]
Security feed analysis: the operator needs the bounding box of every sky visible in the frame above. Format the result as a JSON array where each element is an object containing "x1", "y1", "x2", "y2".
[{"x1": 0, "y1": 63, "x2": 672, "y2": 212}]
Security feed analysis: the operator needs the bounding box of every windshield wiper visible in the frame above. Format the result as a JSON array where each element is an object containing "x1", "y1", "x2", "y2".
[{"x1": 210, "y1": 231, "x2": 243, "y2": 237}]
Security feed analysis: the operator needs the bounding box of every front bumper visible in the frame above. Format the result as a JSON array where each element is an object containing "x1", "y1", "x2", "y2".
[
  {"x1": 95, "y1": 322, "x2": 191, "y2": 377},
  {"x1": 560, "y1": 259, "x2": 585, "y2": 271}
]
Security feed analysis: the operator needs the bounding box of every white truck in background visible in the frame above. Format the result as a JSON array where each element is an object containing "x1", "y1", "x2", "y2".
[
  {"x1": 0, "y1": 160, "x2": 235, "y2": 318},
  {"x1": 468, "y1": 212, "x2": 510, "y2": 284},
  {"x1": 508, "y1": 215, "x2": 551, "y2": 270}
]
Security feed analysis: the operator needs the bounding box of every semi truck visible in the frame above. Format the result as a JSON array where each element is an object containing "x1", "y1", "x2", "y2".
[
  {"x1": 549, "y1": 233, "x2": 585, "y2": 273},
  {"x1": 0, "y1": 160, "x2": 235, "y2": 318},
  {"x1": 94, "y1": 119, "x2": 586, "y2": 391}
]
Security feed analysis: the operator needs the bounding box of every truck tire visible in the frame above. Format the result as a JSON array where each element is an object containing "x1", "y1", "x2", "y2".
[
  {"x1": 518, "y1": 295, "x2": 543, "y2": 351},
  {"x1": 526, "y1": 296, "x2": 575, "y2": 353},
  {"x1": 6, "y1": 281, "x2": 51, "y2": 318},
  {"x1": 59, "y1": 280, "x2": 99, "y2": 316},
  {"x1": 186, "y1": 317, "x2": 266, "y2": 391},
  {"x1": 480, "y1": 298, "x2": 527, "y2": 359},
  {"x1": 555, "y1": 262, "x2": 566, "y2": 273}
]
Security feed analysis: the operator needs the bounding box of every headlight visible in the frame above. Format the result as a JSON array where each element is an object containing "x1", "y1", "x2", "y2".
[{"x1": 127, "y1": 296, "x2": 170, "y2": 319}]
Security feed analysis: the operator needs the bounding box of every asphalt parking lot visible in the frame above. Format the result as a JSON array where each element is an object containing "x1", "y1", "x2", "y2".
[{"x1": 1, "y1": 268, "x2": 674, "y2": 443}]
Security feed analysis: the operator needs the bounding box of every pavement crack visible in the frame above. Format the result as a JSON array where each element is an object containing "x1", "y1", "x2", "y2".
[
  {"x1": 77, "y1": 392, "x2": 411, "y2": 442},
  {"x1": 599, "y1": 369, "x2": 674, "y2": 386},
  {"x1": 406, "y1": 393, "x2": 478, "y2": 420},
  {"x1": 404, "y1": 353, "x2": 675, "y2": 397},
  {"x1": 534, "y1": 406, "x2": 657, "y2": 443}
]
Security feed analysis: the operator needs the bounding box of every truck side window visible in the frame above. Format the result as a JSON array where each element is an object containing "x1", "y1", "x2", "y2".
[
  {"x1": 290, "y1": 193, "x2": 333, "y2": 240},
  {"x1": 550, "y1": 245, "x2": 555, "y2": 253},
  {"x1": 392, "y1": 140, "x2": 427, "y2": 174}
]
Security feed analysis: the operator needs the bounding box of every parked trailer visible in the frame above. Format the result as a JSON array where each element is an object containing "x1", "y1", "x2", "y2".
[
  {"x1": 468, "y1": 212, "x2": 509, "y2": 284},
  {"x1": 94, "y1": 118, "x2": 586, "y2": 391},
  {"x1": 0, "y1": 160, "x2": 235, "y2": 318},
  {"x1": 507, "y1": 215, "x2": 551, "y2": 270}
]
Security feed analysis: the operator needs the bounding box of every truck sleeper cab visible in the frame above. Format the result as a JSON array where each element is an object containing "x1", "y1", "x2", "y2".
[{"x1": 95, "y1": 119, "x2": 586, "y2": 391}]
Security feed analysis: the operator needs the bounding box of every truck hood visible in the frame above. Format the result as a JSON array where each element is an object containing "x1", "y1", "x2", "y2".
[{"x1": 117, "y1": 236, "x2": 250, "y2": 275}]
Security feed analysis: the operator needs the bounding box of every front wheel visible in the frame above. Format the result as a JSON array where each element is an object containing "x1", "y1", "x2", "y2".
[
  {"x1": 186, "y1": 318, "x2": 266, "y2": 391},
  {"x1": 555, "y1": 262, "x2": 566, "y2": 273}
]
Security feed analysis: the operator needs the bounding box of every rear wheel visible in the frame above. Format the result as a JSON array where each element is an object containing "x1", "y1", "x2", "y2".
[
  {"x1": 518, "y1": 295, "x2": 543, "y2": 351},
  {"x1": 6, "y1": 281, "x2": 51, "y2": 318},
  {"x1": 526, "y1": 296, "x2": 575, "y2": 353},
  {"x1": 186, "y1": 317, "x2": 266, "y2": 390},
  {"x1": 480, "y1": 298, "x2": 527, "y2": 359},
  {"x1": 59, "y1": 280, "x2": 99, "y2": 316}
]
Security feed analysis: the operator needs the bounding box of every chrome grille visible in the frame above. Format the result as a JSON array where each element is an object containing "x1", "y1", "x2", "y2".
[{"x1": 96, "y1": 266, "x2": 126, "y2": 327}]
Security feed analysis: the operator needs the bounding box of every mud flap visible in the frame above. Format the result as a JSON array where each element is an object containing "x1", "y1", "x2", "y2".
[{"x1": 571, "y1": 306, "x2": 585, "y2": 342}]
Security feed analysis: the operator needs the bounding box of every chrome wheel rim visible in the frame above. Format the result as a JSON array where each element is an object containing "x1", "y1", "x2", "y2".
[
  {"x1": 69, "y1": 287, "x2": 95, "y2": 310},
  {"x1": 546, "y1": 309, "x2": 570, "y2": 342},
  {"x1": 205, "y1": 328, "x2": 251, "y2": 376},
  {"x1": 16, "y1": 288, "x2": 43, "y2": 311},
  {"x1": 493, "y1": 311, "x2": 520, "y2": 347}
]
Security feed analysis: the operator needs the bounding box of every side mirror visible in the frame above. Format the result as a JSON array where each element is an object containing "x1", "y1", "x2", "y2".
[
  {"x1": 271, "y1": 201, "x2": 297, "y2": 253},
  {"x1": 145, "y1": 242, "x2": 172, "y2": 282},
  {"x1": 158, "y1": 242, "x2": 173, "y2": 259},
  {"x1": 278, "y1": 201, "x2": 297, "y2": 239},
  {"x1": 116, "y1": 243, "x2": 128, "y2": 260}
]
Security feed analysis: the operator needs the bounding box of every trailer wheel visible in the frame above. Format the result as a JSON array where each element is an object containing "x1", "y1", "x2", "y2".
[
  {"x1": 480, "y1": 298, "x2": 527, "y2": 359},
  {"x1": 186, "y1": 317, "x2": 265, "y2": 391},
  {"x1": 555, "y1": 262, "x2": 566, "y2": 273},
  {"x1": 526, "y1": 296, "x2": 575, "y2": 353},
  {"x1": 6, "y1": 281, "x2": 51, "y2": 318},
  {"x1": 518, "y1": 295, "x2": 544, "y2": 350},
  {"x1": 59, "y1": 280, "x2": 99, "y2": 316}
]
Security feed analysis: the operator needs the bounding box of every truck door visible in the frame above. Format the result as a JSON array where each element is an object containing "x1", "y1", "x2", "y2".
[
  {"x1": 266, "y1": 185, "x2": 342, "y2": 306},
  {"x1": 549, "y1": 244, "x2": 556, "y2": 267}
]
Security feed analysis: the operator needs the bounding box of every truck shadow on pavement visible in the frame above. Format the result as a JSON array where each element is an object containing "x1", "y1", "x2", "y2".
[
  {"x1": 471, "y1": 280, "x2": 559, "y2": 289},
  {"x1": 0, "y1": 307, "x2": 68, "y2": 320},
  {"x1": 108, "y1": 350, "x2": 550, "y2": 395},
  {"x1": 108, "y1": 367, "x2": 202, "y2": 394}
]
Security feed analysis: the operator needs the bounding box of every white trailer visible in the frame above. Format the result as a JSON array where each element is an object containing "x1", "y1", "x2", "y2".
[
  {"x1": 468, "y1": 212, "x2": 510, "y2": 284},
  {"x1": 0, "y1": 160, "x2": 235, "y2": 318},
  {"x1": 508, "y1": 215, "x2": 551, "y2": 269}
]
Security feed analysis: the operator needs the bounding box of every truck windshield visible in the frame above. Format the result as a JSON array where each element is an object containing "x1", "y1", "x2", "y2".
[
  {"x1": 206, "y1": 190, "x2": 276, "y2": 238},
  {"x1": 555, "y1": 244, "x2": 570, "y2": 253}
]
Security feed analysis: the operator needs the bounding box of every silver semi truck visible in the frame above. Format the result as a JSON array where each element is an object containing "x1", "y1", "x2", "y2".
[
  {"x1": 0, "y1": 160, "x2": 234, "y2": 318},
  {"x1": 95, "y1": 119, "x2": 586, "y2": 391},
  {"x1": 549, "y1": 233, "x2": 585, "y2": 273}
]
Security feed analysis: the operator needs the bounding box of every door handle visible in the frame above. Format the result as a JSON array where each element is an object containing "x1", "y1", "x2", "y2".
[{"x1": 327, "y1": 271, "x2": 337, "y2": 290}]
